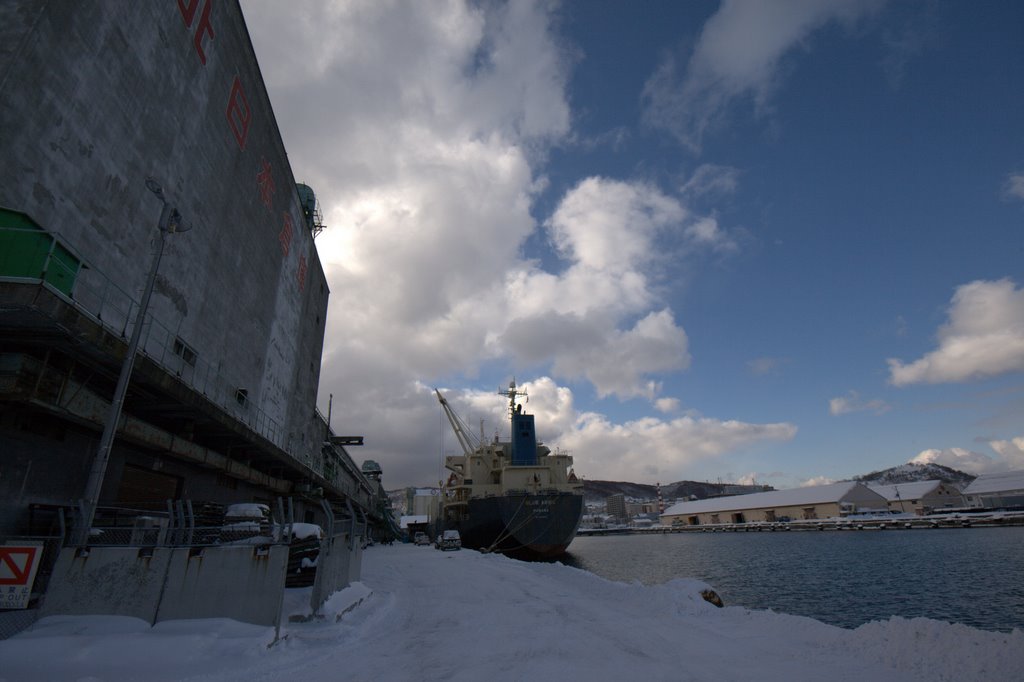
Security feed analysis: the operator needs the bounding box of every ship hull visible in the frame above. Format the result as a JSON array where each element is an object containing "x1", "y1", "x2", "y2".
[{"x1": 445, "y1": 492, "x2": 583, "y2": 560}]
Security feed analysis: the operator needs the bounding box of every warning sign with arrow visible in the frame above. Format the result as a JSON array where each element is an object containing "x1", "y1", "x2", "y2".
[{"x1": 1, "y1": 544, "x2": 44, "y2": 610}]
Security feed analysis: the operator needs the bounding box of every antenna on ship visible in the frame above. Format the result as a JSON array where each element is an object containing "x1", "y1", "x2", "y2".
[{"x1": 499, "y1": 378, "x2": 528, "y2": 418}]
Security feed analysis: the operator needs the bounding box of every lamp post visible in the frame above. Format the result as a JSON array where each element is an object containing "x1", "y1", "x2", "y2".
[{"x1": 76, "y1": 178, "x2": 191, "y2": 545}]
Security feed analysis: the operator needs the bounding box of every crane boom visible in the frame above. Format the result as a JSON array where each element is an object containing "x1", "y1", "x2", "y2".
[{"x1": 435, "y1": 389, "x2": 478, "y2": 456}]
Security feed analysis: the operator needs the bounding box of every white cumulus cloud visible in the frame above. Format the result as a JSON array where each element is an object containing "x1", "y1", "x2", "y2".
[
  {"x1": 910, "y1": 447, "x2": 997, "y2": 475},
  {"x1": 241, "y1": 3, "x2": 757, "y2": 486},
  {"x1": 888, "y1": 278, "x2": 1024, "y2": 386},
  {"x1": 799, "y1": 476, "x2": 837, "y2": 488},
  {"x1": 642, "y1": 0, "x2": 882, "y2": 151},
  {"x1": 987, "y1": 437, "x2": 1024, "y2": 470}
]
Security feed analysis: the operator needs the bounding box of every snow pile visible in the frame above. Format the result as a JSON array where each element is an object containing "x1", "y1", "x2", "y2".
[
  {"x1": 288, "y1": 522, "x2": 323, "y2": 540},
  {"x1": 224, "y1": 503, "x2": 270, "y2": 519},
  {"x1": 1, "y1": 545, "x2": 1020, "y2": 681}
]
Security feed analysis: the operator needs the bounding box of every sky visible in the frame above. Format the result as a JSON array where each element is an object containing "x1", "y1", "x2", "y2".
[
  {"x1": 3, "y1": 544, "x2": 1022, "y2": 681},
  {"x1": 241, "y1": 0, "x2": 1024, "y2": 490}
]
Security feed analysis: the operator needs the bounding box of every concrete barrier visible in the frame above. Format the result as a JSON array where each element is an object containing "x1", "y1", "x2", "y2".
[
  {"x1": 309, "y1": 533, "x2": 350, "y2": 615},
  {"x1": 155, "y1": 545, "x2": 288, "y2": 627},
  {"x1": 348, "y1": 538, "x2": 363, "y2": 586},
  {"x1": 40, "y1": 547, "x2": 172, "y2": 622}
]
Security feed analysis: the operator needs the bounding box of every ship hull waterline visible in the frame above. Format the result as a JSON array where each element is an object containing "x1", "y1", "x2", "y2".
[{"x1": 444, "y1": 492, "x2": 584, "y2": 560}]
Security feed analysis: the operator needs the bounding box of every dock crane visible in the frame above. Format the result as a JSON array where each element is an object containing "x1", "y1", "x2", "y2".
[{"x1": 434, "y1": 389, "x2": 481, "y2": 456}]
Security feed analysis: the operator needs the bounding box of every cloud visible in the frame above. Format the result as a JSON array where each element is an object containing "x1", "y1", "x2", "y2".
[
  {"x1": 910, "y1": 446, "x2": 1001, "y2": 476},
  {"x1": 1003, "y1": 172, "x2": 1024, "y2": 201},
  {"x1": 654, "y1": 397, "x2": 680, "y2": 413},
  {"x1": 888, "y1": 278, "x2": 1024, "y2": 385},
  {"x1": 546, "y1": 177, "x2": 687, "y2": 274},
  {"x1": 879, "y1": 5, "x2": 937, "y2": 90},
  {"x1": 828, "y1": 390, "x2": 890, "y2": 416},
  {"x1": 988, "y1": 437, "x2": 1024, "y2": 471},
  {"x1": 240, "y1": 3, "x2": 761, "y2": 486},
  {"x1": 561, "y1": 413, "x2": 797, "y2": 485},
  {"x1": 747, "y1": 356, "x2": 788, "y2": 376},
  {"x1": 642, "y1": 0, "x2": 882, "y2": 151},
  {"x1": 681, "y1": 164, "x2": 741, "y2": 200},
  {"x1": 799, "y1": 476, "x2": 837, "y2": 487}
]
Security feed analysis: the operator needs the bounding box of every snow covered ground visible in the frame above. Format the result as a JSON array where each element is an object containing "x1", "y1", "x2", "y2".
[{"x1": 2, "y1": 544, "x2": 1021, "y2": 681}]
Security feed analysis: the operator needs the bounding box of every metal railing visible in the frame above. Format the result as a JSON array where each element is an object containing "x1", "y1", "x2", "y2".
[{"x1": 76, "y1": 500, "x2": 297, "y2": 549}]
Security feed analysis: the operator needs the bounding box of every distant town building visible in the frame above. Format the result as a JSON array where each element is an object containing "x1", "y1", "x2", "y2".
[
  {"x1": 867, "y1": 480, "x2": 964, "y2": 514},
  {"x1": 963, "y1": 470, "x2": 1024, "y2": 509},
  {"x1": 660, "y1": 482, "x2": 887, "y2": 526},
  {"x1": 406, "y1": 488, "x2": 441, "y2": 520},
  {"x1": 626, "y1": 502, "x2": 659, "y2": 517},
  {"x1": 606, "y1": 493, "x2": 627, "y2": 521}
]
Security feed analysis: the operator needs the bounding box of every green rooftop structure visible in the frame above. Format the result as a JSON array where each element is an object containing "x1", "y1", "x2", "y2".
[{"x1": 0, "y1": 206, "x2": 82, "y2": 297}]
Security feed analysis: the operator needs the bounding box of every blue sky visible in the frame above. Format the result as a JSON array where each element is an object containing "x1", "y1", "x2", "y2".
[{"x1": 244, "y1": 0, "x2": 1024, "y2": 489}]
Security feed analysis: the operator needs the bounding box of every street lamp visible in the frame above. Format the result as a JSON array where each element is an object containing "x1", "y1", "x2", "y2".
[{"x1": 76, "y1": 178, "x2": 191, "y2": 545}]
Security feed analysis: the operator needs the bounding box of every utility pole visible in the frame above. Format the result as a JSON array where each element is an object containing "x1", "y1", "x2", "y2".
[{"x1": 76, "y1": 178, "x2": 191, "y2": 545}]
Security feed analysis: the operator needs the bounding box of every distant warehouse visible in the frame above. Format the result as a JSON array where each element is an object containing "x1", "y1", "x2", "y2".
[
  {"x1": 963, "y1": 470, "x2": 1024, "y2": 509},
  {"x1": 660, "y1": 481, "x2": 887, "y2": 527},
  {"x1": 866, "y1": 480, "x2": 965, "y2": 514}
]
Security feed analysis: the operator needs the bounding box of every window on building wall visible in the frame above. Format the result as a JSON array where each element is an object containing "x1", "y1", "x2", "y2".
[
  {"x1": 172, "y1": 337, "x2": 197, "y2": 366},
  {"x1": 235, "y1": 388, "x2": 248, "y2": 407}
]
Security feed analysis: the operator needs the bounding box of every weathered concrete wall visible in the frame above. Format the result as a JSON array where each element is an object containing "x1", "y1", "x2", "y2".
[
  {"x1": 156, "y1": 545, "x2": 287, "y2": 627},
  {"x1": 39, "y1": 545, "x2": 288, "y2": 628},
  {"x1": 0, "y1": 0, "x2": 328, "y2": 460},
  {"x1": 40, "y1": 547, "x2": 173, "y2": 622},
  {"x1": 309, "y1": 533, "x2": 351, "y2": 614}
]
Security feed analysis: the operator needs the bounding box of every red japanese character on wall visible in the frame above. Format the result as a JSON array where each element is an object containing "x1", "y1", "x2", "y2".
[
  {"x1": 279, "y1": 213, "x2": 294, "y2": 257},
  {"x1": 226, "y1": 76, "x2": 251, "y2": 151},
  {"x1": 177, "y1": 0, "x2": 215, "y2": 65},
  {"x1": 297, "y1": 255, "x2": 308, "y2": 292},
  {"x1": 257, "y1": 158, "x2": 275, "y2": 211}
]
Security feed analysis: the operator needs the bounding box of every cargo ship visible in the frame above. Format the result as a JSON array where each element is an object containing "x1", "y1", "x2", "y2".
[{"x1": 435, "y1": 381, "x2": 584, "y2": 559}]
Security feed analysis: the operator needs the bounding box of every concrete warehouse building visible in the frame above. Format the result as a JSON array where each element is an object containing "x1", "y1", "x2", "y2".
[
  {"x1": 0, "y1": 2, "x2": 384, "y2": 538},
  {"x1": 660, "y1": 482, "x2": 888, "y2": 526},
  {"x1": 963, "y1": 470, "x2": 1024, "y2": 509},
  {"x1": 866, "y1": 480, "x2": 965, "y2": 514}
]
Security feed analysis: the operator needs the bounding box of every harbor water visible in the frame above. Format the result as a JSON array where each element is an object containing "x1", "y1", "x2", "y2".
[{"x1": 562, "y1": 527, "x2": 1024, "y2": 632}]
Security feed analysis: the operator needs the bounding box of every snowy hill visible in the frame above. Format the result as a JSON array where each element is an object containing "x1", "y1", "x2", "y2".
[
  {"x1": 582, "y1": 479, "x2": 772, "y2": 503},
  {"x1": 855, "y1": 462, "x2": 974, "y2": 489}
]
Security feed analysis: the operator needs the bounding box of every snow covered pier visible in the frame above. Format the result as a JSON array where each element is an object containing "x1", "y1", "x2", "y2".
[{"x1": 2, "y1": 543, "x2": 1021, "y2": 681}]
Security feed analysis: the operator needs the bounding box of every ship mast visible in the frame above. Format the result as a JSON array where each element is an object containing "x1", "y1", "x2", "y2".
[{"x1": 499, "y1": 379, "x2": 528, "y2": 424}]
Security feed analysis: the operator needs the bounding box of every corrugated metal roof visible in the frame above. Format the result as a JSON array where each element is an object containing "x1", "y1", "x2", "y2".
[
  {"x1": 867, "y1": 480, "x2": 944, "y2": 502},
  {"x1": 963, "y1": 469, "x2": 1024, "y2": 495},
  {"x1": 661, "y1": 481, "x2": 867, "y2": 516}
]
